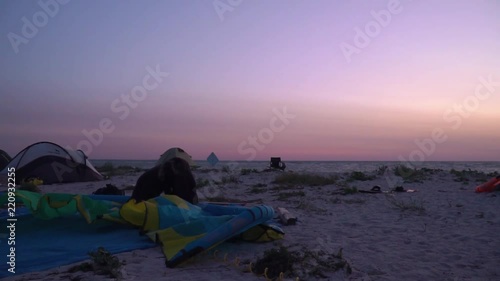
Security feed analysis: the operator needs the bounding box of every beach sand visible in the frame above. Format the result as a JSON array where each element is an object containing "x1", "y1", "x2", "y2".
[{"x1": 2, "y1": 167, "x2": 500, "y2": 281}]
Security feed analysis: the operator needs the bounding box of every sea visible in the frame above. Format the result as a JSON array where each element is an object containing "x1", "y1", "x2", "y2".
[{"x1": 91, "y1": 160, "x2": 500, "y2": 174}]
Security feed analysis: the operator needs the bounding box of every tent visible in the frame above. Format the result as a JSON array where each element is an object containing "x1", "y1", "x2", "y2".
[
  {"x1": 156, "y1": 147, "x2": 196, "y2": 167},
  {"x1": 0, "y1": 141, "x2": 103, "y2": 184},
  {"x1": 0, "y1": 149, "x2": 11, "y2": 171}
]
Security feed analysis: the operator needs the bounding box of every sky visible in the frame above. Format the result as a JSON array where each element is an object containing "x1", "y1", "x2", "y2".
[{"x1": 0, "y1": 0, "x2": 499, "y2": 161}]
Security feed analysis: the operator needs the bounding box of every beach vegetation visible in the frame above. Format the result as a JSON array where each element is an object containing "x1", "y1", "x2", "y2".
[
  {"x1": 221, "y1": 165, "x2": 231, "y2": 173},
  {"x1": 253, "y1": 246, "x2": 295, "y2": 279},
  {"x1": 95, "y1": 162, "x2": 115, "y2": 173},
  {"x1": 252, "y1": 245, "x2": 351, "y2": 280},
  {"x1": 346, "y1": 171, "x2": 376, "y2": 182},
  {"x1": 270, "y1": 184, "x2": 300, "y2": 192},
  {"x1": 220, "y1": 175, "x2": 239, "y2": 184},
  {"x1": 195, "y1": 168, "x2": 219, "y2": 173},
  {"x1": 450, "y1": 169, "x2": 471, "y2": 183},
  {"x1": 68, "y1": 262, "x2": 93, "y2": 274},
  {"x1": 248, "y1": 186, "x2": 267, "y2": 194},
  {"x1": 420, "y1": 167, "x2": 443, "y2": 174},
  {"x1": 386, "y1": 195, "x2": 425, "y2": 214},
  {"x1": 393, "y1": 165, "x2": 428, "y2": 183},
  {"x1": 342, "y1": 198, "x2": 366, "y2": 204},
  {"x1": 68, "y1": 247, "x2": 123, "y2": 279},
  {"x1": 95, "y1": 162, "x2": 143, "y2": 177},
  {"x1": 296, "y1": 200, "x2": 328, "y2": 213},
  {"x1": 196, "y1": 178, "x2": 210, "y2": 188},
  {"x1": 277, "y1": 191, "x2": 306, "y2": 200},
  {"x1": 273, "y1": 173, "x2": 338, "y2": 187},
  {"x1": 376, "y1": 165, "x2": 388, "y2": 176},
  {"x1": 240, "y1": 168, "x2": 259, "y2": 175},
  {"x1": 335, "y1": 182, "x2": 358, "y2": 195},
  {"x1": 342, "y1": 186, "x2": 358, "y2": 195},
  {"x1": 450, "y1": 169, "x2": 496, "y2": 183}
]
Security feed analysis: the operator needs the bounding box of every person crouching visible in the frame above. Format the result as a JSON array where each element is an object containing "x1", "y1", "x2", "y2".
[{"x1": 131, "y1": 157, "x2": 198, "y2": 204}]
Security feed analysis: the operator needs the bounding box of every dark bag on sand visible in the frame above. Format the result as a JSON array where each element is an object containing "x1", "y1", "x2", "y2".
[{"x1": 93, "y1": 184, "x2": 125, "y2": 195}]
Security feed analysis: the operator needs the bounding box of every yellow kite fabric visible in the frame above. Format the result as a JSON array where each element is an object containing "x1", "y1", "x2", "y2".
[{"x1": 118, "y1": 195, "x2": 283, "y2": 267}]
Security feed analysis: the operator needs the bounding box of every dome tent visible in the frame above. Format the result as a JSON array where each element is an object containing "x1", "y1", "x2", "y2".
[
  {"x1": 156, "y1": 147, "x2": 196, "y2": 167},
  {"x1": 0, "y1": 149, "x2": 11, "y2": 171},
  {"x1": 0, "y1": 141, "x2": 103, "y2": 184}
]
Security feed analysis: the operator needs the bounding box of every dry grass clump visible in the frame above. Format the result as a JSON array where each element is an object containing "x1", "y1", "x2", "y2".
[
  {"x1": 68, "y1": 247, "x2": 123, "y2": 279},
  {"x1": 253, "y1": 245, "x2": 352, "y2": 280}
]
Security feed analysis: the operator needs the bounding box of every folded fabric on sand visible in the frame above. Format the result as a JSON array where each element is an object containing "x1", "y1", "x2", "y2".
[{"x1": 0, "y1": 191, "x2": 283, "y2": 277}]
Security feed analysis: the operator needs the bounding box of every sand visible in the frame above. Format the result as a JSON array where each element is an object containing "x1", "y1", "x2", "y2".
[{"x1": 2, "y1": 167, "x2": 499, "y2": 281}]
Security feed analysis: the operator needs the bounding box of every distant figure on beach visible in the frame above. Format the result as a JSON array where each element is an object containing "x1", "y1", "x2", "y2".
[{"x1": 131, "y1": 157, "x2": 198, "y2": 204}]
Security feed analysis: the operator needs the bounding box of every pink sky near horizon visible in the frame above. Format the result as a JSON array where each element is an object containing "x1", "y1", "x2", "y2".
[{"x1": 0, "y1": 0, "x2": 499, "y2": 161}]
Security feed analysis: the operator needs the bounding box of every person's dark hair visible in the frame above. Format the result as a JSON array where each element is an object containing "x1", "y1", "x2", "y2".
[
  {"x1": 158, "y1": 157, "x2": 198, "y2": 203},
  {"x1": 131, "y1": 157, "x2": 197, "y2": 203}
]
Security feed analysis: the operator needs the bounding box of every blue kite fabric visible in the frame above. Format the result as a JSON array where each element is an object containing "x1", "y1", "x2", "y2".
[{"x1": 0, "y1": 191, "x2": 284, "y2": 277}]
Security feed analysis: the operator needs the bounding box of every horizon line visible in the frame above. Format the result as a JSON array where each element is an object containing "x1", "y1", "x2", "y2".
[{"x1": 91, "y1": 159, "x2": 500, "y2": 162}]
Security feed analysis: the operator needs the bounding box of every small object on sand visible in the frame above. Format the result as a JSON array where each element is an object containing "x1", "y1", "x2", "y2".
[
  {"x1": 475, "y1": 176, "x2": 500, "y2": 193},
  {"x1": 359, "y1": 185, "x2": 383, "y2": 194},
  {"x1": 276, "y1": 207, "x2": 297, "y2": 225},
  {"x1": 392, "y1": 186, "x2": 416, "y2": 193},
  {"x1": 93, "y1": 184, "x2": 125, "y2": 195}
]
